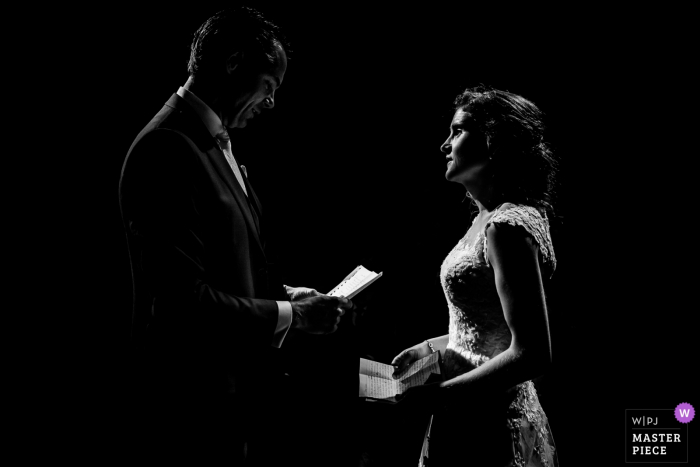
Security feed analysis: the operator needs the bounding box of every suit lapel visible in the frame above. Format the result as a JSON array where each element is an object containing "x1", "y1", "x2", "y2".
[
  {"x1": 242, "y1": 172, "x2": 263, "y2": 237},
  {"x1": 204, "y1": 145, "x2": 265, "y2": 253},
  {"x1": 164, "y1": 94, "x2": 265, "y2": 254}
]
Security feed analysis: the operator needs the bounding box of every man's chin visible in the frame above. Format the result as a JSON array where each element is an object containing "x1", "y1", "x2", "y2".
[{"x1": 227, "y1": 121, "x2": 245, "y2": 130}]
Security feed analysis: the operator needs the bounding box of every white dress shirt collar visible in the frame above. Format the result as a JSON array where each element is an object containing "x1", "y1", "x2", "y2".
[{"x1": 176, "y1": 86, "x2": 226, "y2": 138}]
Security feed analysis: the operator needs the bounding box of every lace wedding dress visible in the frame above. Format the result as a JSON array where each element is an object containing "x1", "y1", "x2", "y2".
[{"x1": 420, "y1": 203, "x2": 559, "y2": 467}]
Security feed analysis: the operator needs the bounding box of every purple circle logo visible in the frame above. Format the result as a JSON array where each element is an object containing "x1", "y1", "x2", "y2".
[{"x1": 674, "y1": 402, "x2": 695, "y2": 423}]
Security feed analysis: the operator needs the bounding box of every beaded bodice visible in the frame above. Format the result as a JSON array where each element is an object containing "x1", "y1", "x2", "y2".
[
  {"x1": 436, "y1": 203, "x2": 558, "y2": 466},
  {"x1": 440, "y1": 203, "x2": 556, "y2": 378}
]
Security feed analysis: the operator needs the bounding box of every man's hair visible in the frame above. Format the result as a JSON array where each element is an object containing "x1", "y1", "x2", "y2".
[
  {"x1": 187, "y1": 6, "x2": 290, "y2": 77},
  {"x1": 454, "y1": 85, "x2": 559, "y2": 217}
]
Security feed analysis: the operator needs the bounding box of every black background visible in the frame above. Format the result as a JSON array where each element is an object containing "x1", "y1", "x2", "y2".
[{"x1": 39, "y1": 2, "x2": 695, "y2": 465}]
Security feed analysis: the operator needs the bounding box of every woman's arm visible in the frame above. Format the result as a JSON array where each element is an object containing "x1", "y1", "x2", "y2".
[
  {"x1": 437, "y1": 222, "x2": 552, "y2": 398},
  {"x1": 391, "y1": 335, "x2": 449, "y2": 377},
  {"x1": 427, "y1": 335, "x2": 450, "y2": 355}
]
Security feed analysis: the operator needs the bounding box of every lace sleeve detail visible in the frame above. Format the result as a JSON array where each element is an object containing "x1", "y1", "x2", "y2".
[{"x1": 483, "y1": 203, "x2": 557, "y2": 276}]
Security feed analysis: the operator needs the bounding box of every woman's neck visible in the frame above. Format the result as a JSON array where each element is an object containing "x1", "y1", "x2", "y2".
[
  {"x1": 467, "y1": 183, "x2": 498, "y2": 214},
  {"x1": 474, "y1": 199, "x2": 490, "y2": 214}
]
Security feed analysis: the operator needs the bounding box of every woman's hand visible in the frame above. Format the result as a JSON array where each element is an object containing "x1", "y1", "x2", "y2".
[{"x1": 391, "y1": 341, "x2": 431, "y2": 378}]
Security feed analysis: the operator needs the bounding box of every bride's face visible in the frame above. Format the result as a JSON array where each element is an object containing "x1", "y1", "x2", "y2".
[{"x1": 441, "y1": 108, "x2": 491, "y2": 185}]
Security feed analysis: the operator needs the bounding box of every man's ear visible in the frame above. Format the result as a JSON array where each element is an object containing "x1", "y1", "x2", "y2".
[{"x1": 226, "y1": 51, "x2": 244, "y2": 75}]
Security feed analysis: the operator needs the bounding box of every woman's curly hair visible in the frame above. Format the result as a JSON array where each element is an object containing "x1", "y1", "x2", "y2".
[{"x1": 454, "y1": 85, "x2": 559, "y2": 218}]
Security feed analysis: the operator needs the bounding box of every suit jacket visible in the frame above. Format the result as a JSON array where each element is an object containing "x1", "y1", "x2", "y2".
[{"x1": 119, "y1": 94, "x2": 290, "y2": 416}]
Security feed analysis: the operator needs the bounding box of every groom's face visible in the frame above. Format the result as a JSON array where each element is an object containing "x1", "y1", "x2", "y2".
[{"x1": 220, "y1": 45, "x2": 287, "y2": 129}]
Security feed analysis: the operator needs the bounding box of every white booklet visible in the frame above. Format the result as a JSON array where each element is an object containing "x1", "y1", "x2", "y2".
[{"x1": 327, "y1": 265, "x2": 383, "y2": 299}]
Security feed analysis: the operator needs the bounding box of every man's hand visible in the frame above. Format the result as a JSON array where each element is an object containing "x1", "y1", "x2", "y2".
[
  {"x1": 285, "y1": 286, "x2": 320, "y2": 301},
  {"x1": 291, "y1": 295, "x2": 354, "y2": 334}
]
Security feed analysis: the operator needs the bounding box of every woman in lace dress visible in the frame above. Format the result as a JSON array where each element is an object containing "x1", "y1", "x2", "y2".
[{"x1": 391, "y1": 86, "x2": 559, "y2": 466}]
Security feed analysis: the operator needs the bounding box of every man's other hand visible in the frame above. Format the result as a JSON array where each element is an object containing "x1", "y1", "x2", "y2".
[
  {"x1": 291, "y1": 295, "x2": 354, "y2": 334},
  {"x1": 285, "y1": 286, "x2": 320, "y2": 301}
]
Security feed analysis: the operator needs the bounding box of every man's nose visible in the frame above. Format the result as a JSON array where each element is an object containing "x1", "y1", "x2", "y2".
[
  {"x1": 440, "y1": 139, "x2": 451, "y2": 154},
  {"x1": 263, "y1": 95, "x2": 274, "y2": 109}
]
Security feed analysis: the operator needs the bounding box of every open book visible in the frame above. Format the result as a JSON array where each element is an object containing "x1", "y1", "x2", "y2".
[
  {"x1": 328, "y1": 265, "x2": 383, "y2": 299},
  {"x1": 359, "y1": 352, "x2": 441, "y2": 402}
]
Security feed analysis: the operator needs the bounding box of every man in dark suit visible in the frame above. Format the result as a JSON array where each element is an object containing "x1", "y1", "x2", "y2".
[{"x1": 119, "y1": 7, "x2": 353, "y2": 465}]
